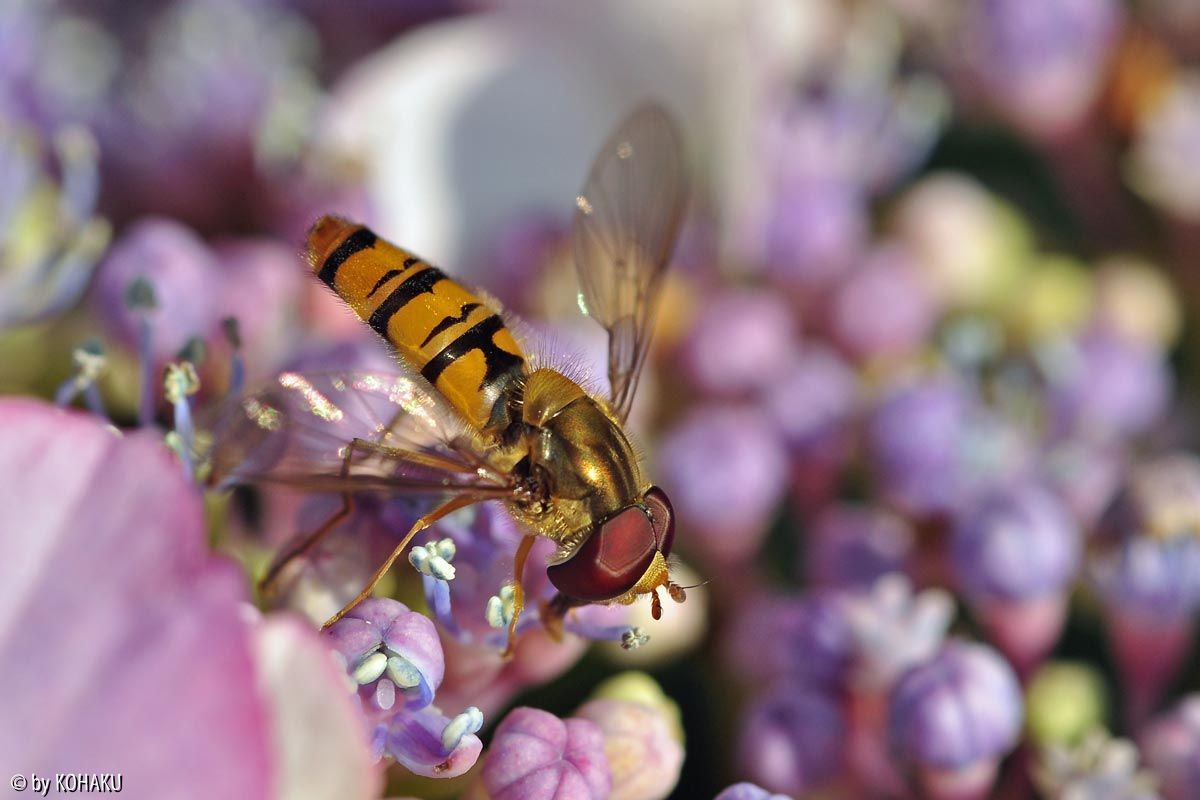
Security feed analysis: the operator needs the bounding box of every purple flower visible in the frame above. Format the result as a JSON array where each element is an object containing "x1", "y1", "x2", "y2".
[
  {"x1": 1039, "y1": 731, "x2": 1161, "y2": 800},
  {"x1": 762, "y1": 345, "x2": 858, "y2": 507},
  {"x1": 1041, "y1": 437, "x2": 1125, "y2": 528},
  {"x1": 0, "y1": 122, "x2": 110, "y2": 328},
  {"x1": 90, "y1": 217, "x2": 221, "y2": 362},
  {"x1": 1098, "y1": 453, "x2": 1200, "y2": 544},
  {"x1": 827, "y1": 244, "x2": 936, "y2": 363},
  {"x1": 738, "y1": 683, "x2": 845, "y2": 795},
  {"x1": 481, "y1": 707, "x2": 612, "y2": 800},
  {"x1": 889, "y1": 640, "x2": 1023, "y2": 772},
  {"x1": 325, "y1": 597, "x2": 444, "y2": 715},
  {"x1": 753, "y1": 66, "x2": 947, "y2": 287},
  {"x1": 763, "y1": 178, "x2": 867, "y2": 291},
  {"x1": 961, "y1": 0, "x2": 1123, "y2": 138},
  {"x1": 1141, "y1": 695, "x2": 1200, "y2": 800},
  {"x1": 678, "y1": 288, "x2": 799, "y2": 397},
  {"x1": 1091, "y1": 536, "x2": 1200, "y2": 620},
  {"x1": 713, "y1": 784, "x2": 792, "y2": 800},
  {"x1": 868, "y1": 375, "x2": 972, "y2": 517},
  {"x1": 378, "y1": 704, "x2": 483, "y2": 779},
  {"x1": 319, "y1": 575, "x2": 483, "y2": 779},
  {"x1": 952, "y1": 484, "x2": 1081, "y2": 603},
  {"x1": 869, "y1": 374, "x2": 1034, "y2": 517},
  {"x1": 1045, "y1": 331, "x2": 1171, "y2": 443},
  {"x1": 807, "y1": 504, "x2": 914, "y2": 590},
  {"x1": 0, "y1": 397, "x2": 377, "y2": 797},
  {"x1": 657, "y1": 404, "x2": 789, "y2": 564}
]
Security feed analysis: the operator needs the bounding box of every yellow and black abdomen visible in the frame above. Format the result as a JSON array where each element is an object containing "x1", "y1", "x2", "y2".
[{"x1": 307, "y1": 216, "x2": 526, "y2": 430}]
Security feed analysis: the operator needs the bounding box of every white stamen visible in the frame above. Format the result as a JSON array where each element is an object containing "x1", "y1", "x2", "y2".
[
  {"x1": 441, "y1": 706, "x2": 484, "y2": 753},
  {"x1": 386, "y1": 655, "x2": 422, "y2": 689},
  {"x1": 351, "y1": 651, "x2": 388, "y2": 685},
  {"x1": 485, "y1": 595, "x2": 508, "y2": 629}
]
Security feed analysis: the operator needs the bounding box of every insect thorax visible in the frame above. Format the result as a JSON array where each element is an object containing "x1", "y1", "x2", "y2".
[{"x1": 505, "y1": 368, "x2": 644, "y2": 557}]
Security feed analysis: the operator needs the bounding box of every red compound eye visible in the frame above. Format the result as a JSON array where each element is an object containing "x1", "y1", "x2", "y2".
[
  {"x1": 643, "y1": 485, "x2": 675, "y2": 557},
  {"x1": 547, "y1": 504, "x2": 657, "y2": 602}
]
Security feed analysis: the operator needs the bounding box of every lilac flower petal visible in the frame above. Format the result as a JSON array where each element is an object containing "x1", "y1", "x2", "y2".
[
  {"x1": 384, "y1": 705, "x2": 483, "y2": 779},
  {"x1": 679, "y1": 288, "x2": 799, "y2": 396},
  {"x1": 90, "y1": 217, "x2": 220, "y2": 361},
  {"x1": 952, "y1": 484, "x2": 1082, "y2": 602},
  {"x1": 714, "y1": 783, "x2": 794, "y2": 800},
  {"x1": 483, "y1": 707, "x2": 611, "y2": 800},
  {"x1": 807, "y1": 505, "x2": 914, "y2": 590},
  {"x1": 657, "y1": 404, "x2": 789, "y2": 561},
  {"x1": 0, "y1": 398, "x2": 271, "y2": 793},
  {"x1": 325, "y1": 616, "x2": 385, "y2": 663},
  {"x1": 382, "y1": 605, "x2": 446, "y2": 697},
  {"x1": 889, "y1": 640, "x2": 1023, "y2": 770},
  {"x1": 739, "y1": 683, "x2": 845, "y2": 795}
]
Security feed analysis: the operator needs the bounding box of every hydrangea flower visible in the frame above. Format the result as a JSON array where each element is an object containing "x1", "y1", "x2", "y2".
[
  {"x1": 960, "y1": 0, "x2": 1123, "y2": 138},
  {"x1": 478, "y1": 707, "x2": 611, "y2": 800},
  {"x1": 738, "y1": 682, "x2": 845, "y2": 796},
  {"x1": 1141, "y1": 695, "x2": 1200, "y2": 800},
  {"x1": 889, "y1": 640, "x2": 1024, "y2": 799},
  {"x1": 951, "y1": 484, "x2": 1081, "y2": 673},
  {"x1": 677, "y1": 288, "x2": 799, "y2": 397},
  {"x1": 0, "y1": 397, "x2": 377, "y2": 798},
  {"x1": 713, "y1": 784, "x2": 793, "y2": 800},
  {"x1": 1037, "y1": 730, "x2": 1161, "y2": 800},
  {"x1": 806, "y1": 504, "x2": 914, "y2": 590},
  {"x1": 323, "y1": 597, "x2": 482, "y2": 777},
  {"x1": 657, "y1": 404, "x2": 789, "y2": 564},
  {"x1": 0, "y1": 121, "x2": 109, "y2": 328}
]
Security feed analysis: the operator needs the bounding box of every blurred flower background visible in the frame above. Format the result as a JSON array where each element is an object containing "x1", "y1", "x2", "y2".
[{"x1": 6, "y1": 0, "x2": 1200, "y2": 798}]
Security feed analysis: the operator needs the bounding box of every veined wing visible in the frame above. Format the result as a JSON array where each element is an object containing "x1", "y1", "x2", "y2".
[
  {"x1": 572, "y1": 103, "x2": 687, "y2": 421},
  {"x1": 203, "y1": 370, "x2": 514, "y2": 498}
]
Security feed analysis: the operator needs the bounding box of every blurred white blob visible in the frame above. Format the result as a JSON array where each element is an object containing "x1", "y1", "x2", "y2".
[
  {"x1": 316, "y1": 0, "x2": 840, "y2": 272},
  {"x1": 1125, "y1": 72, "x2": 1200, "y2": 221}
]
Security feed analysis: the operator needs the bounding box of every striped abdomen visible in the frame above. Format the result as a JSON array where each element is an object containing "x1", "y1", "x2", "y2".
[{"x1": 307, "y1": 216, "x2": 526, "y2": 430}]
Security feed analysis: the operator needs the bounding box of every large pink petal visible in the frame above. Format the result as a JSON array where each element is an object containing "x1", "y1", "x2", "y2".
[{"x1": 0, "y1": 399, "x2": 273, "y2": 796}]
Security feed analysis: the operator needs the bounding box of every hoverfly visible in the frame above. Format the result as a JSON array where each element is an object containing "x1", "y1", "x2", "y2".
[{"x1": 208, "y1": 105, "x2": 689, "y2": 652}]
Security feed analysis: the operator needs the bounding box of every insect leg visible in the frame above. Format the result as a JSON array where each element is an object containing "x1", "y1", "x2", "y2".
[
  {"x1": 258, "y1": 437, "x2": 371, "y2": 597},
  {"x1": 258, "y1": 436, "x2": 448, "y2": 596},
  {"x1": 501, "y1": 534, "x2": 537, "y2": 659},
  {"x1": 320, "y1": 493, "x2": 482, "y2": 630}
]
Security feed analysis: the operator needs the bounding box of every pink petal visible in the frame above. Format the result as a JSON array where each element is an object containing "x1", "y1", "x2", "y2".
[
  {"x1": 253, "y1": 616, "x2": 382, "y2": 800},
  {"x1": 0, "y1": 399, "x2": 272, "y2": 794}
]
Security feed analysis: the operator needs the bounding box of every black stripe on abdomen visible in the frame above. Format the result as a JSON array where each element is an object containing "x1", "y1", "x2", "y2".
[
  {"x1": 318, "y1": 227, "x2": 377, "y2": 286},
  {"x1": 421, "y1": 314, "x2": 524, "y2": 389},
  {"x1": 366, "y1": 258, "x2": 422, "y2": 299},
  {"x1": 368, "y1": 267, "x2": 446, "y2": 339},
  {"x1": 420, "y1": 302, "x2": 481, "y2": 347}
]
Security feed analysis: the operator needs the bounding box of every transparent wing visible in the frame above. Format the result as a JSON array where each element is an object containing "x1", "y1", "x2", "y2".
[
  {"x1": 203, "y1": 370, "x2": 514, "y2": 499},
  {"x1": 572, "y1": 103, "x2": 687, "y2": 421}
]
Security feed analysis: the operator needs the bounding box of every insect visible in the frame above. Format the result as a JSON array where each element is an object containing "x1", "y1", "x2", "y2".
[{"x1": 207, "y1": 104, "x2": 688, "y2": 653}]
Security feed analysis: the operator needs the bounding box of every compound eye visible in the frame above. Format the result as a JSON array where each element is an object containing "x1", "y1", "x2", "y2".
[
  {"x1": 547, "y1": 505, "x2": 657, "y2": 602},
  {"x1": 643, "y1": 486, "x2": 675, "y2": 557}
]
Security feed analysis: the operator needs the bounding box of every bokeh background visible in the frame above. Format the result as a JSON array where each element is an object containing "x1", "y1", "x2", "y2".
[{"x1": 5, "y1": 1, "x2": 1200, "y2": 798}]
